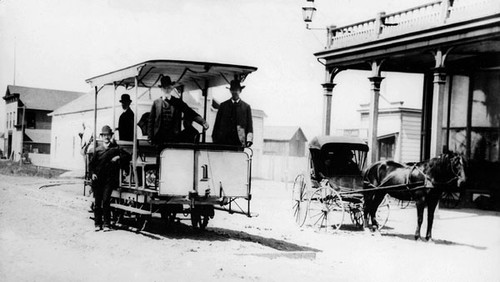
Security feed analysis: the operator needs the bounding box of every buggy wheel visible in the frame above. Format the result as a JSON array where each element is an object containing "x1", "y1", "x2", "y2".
[
  {"x1": 306, "y1": 186, "x2": 344, "y2": 231},
  {"x1": 376, "y1": 196, "x2": 390, "y2": 230},
  {"x1": 292, "y1": 174, "x2": 308, "y2": 226},
  {"x1": 441, "y1": 191, "x2": 460, "y2": 209}
]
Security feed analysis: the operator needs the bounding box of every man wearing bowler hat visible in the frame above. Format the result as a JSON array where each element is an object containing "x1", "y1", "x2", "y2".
[
  {"x1": 117, "y1": 93, "x2": 134, "y2": 141},
  {"x1": 148, "y1": 75, "x2": 209, "y2": 146},
  {"x1": 89, "y1": 125, "x2": 124, "y2": 231},
  {"x1": 213, "y1": 79, "x2": 253, "y2": 147}
]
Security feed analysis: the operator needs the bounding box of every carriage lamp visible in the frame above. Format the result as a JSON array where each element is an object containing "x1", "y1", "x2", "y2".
[
  {"x1": 302, "y1": 0, "x2": 325, "y2": 30},
  {"x1": 302, "y1": 0, "x2": 316, "y2": 29}
]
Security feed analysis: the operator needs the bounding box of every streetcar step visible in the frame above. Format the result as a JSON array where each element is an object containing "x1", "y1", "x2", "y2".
[{"x1": 110, "y1": 203, "x2": 152, "y2": 215}]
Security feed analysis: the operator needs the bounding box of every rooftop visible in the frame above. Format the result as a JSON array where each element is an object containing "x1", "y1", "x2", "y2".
[
  {"x1": 4, "y1": 85, "x2": 85, "y2": 111},
  {"x1": 264, "y1": 126, "x2": 307, "y2": 142}
]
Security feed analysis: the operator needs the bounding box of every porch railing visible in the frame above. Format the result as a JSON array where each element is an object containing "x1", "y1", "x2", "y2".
[{"x1": 327, "y1": 0, "x2": 500, "y2": 49}]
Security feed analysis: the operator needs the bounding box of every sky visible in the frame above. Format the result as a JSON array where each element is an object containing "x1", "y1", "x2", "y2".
[{"x1": 0, "y1": 0, "x2": 428, "y2": 139}]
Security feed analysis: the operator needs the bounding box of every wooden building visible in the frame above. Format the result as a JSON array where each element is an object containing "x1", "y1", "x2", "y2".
[
  {"x1": 261, "y1": 126, "x2": 308, "y2": 181},
  {"x1": 263, "y1": 126, "x2": 308, "y2": 157},
  {"x1": 2, "y1": 85, "x2": 84, "y2": 166},
  {"x1": 359, "y1": 102, "x2": 421, "y2": 163}
]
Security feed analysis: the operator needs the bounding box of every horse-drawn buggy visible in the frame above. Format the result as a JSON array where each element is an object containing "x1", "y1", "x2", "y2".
[
  {"x1": 293, "y1": 135, "x2": 466, "y2": 240},
  {"x1": 292, "y1": 136, "x2": 390, "y2": 231},
  {"x1": 83, "y1": 60, "x2": 257, "y2": 230}
]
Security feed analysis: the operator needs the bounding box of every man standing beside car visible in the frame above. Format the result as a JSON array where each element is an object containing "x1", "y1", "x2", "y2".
[{"x1": 89, "y1": 125, "x2": 122, "y2": 232}]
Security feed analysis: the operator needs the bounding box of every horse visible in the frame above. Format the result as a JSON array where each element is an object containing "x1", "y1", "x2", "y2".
[{"x1": 362, "y1": 152, "x2": 467, "y2": 241}]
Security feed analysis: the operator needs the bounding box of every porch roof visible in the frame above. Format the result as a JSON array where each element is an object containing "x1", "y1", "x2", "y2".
[
  {"x1": 24, "y1": 129, "x2": 51, "y2": 144},
  {"x1": 315, "y1": 1, "x2": 500, "y2": 73}
]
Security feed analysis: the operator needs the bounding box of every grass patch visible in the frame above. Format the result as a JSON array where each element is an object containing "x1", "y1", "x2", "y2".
[{"x1": 0, "y1": 160, "x2": 67, "y2": 179}]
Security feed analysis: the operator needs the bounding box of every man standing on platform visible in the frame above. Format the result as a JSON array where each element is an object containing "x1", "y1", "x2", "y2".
[
  {"x1": 212, "y1": 79, "x2": 253, "y2": 147},
  {"x1": 148, "y1": 75, "x2": 209, "y2": 146},
  {"x1": 117, "y1": 94, "x2": 134, "y2": 141}
]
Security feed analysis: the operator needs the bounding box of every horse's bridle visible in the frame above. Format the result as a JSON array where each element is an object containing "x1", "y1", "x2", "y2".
[{"x1": 414, "y1": 154, "x2": 466, "y2": 187}]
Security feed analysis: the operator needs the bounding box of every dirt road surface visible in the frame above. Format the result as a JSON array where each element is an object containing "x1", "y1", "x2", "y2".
[{"x1": 1, "y1": 175, "x2": 499, "y2": 281}]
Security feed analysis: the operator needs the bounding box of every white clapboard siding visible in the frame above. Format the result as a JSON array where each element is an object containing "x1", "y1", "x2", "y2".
[{"x1": 401, "y1": 113, "x2": 422, "y2": 163}]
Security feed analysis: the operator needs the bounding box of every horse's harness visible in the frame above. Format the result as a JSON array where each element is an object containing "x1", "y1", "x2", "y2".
[
  {"x1": 414, "y1": 155, "x2": 465, "y2": 186},
  {"x1": 364, "y1": 155, "x2": 464, "y2": 194}
]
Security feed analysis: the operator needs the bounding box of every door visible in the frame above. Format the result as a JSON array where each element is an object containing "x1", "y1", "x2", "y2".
[{"x1": 7, "y1": 133, "x2": 12, "y2": 159}]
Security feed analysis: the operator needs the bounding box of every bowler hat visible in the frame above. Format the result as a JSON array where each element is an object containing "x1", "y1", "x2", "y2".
[
  {"x1": 159, "y1": 76, "x2": 175, "y2": 88},
  {"x1": 228, "y1": 80, "x2": 245, "y2": 91},
  {"x1": 100, "y1": 125, "x2": 113, "y2": 135},
  {"x1": 119, "y1": 94, "x2": 132, "y2": 104}
]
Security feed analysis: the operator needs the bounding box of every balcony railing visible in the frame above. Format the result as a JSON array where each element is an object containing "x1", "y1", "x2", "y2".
[{"x1": 327, "y1": 0, "x2": 500, "y2": 49}]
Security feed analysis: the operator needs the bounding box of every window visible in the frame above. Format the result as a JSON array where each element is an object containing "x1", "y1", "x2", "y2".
[
  {"x1": 379, "y1": 136, "x2": 396, "y2": 161},
  {"x1": 26, "y1": 111, "x2": 36, "y2": 129}
]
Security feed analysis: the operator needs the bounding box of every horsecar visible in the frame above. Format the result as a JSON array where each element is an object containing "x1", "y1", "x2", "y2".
[{"x1": 84, "y1": 60, "x2": 258, "y2": 230}]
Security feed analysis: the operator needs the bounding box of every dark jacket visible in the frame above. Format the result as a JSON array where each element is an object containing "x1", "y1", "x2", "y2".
[
  {"x1": 177, "y1": 126, "x2": 200, "y2": 143},
  {"x1": 89, "y1": 142, "x2": 121, "y2": 184},
  {"x1": 212, "y1": 99, "x2": 253, "y2": 146},
  {"x1": 89, "y1": 142, "x2": 131, "y2": 184},
  {"x1": 118, "y1": 107, "x2": 134, "y2": 141},
  {"x1": 148, "y1": 97, "x2": 203, "y2": 145}
]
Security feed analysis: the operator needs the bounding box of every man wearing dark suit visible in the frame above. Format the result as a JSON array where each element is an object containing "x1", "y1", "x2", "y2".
[
  {"x1": 89, "y1": 125, "x2": 122, "y2": 231},
  {"x1": 212, "y1": 80, "x2": 253, "y2": 147},
  {"x1": 148, "y1": 76, "x2": 209, "y2": 146},
  {"x1": 117, "y1": 94, "x2": 134, "y2": 141}
]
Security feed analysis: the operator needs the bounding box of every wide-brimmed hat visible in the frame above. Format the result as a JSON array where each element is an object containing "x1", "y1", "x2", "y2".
[
  {"x1": 100, "y1": 125, "x2": 113, "y2": 135},
  {"x1": 119, "y1": 94, "x2": 132, "y2": 104},
  {"x1": 159, "y1": 75, "x2": 175, "y2": 88},
  {"x1": 228, "y1": 80, "x2": 245, "y2": 91}
]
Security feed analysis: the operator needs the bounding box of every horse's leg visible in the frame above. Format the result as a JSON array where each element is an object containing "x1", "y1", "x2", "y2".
[
  {"x1": 370, "y1": 193, "x2": 385, "y2": 231},
  {"x1": 363, "y1": 193, "x2": 374, "y2": 231},
  {"x1": 425, "y1": 192, "x2": 440, "y2": 241},
  {"x1": 414, "y1": 198, "x2": 425, "y2": 240}
]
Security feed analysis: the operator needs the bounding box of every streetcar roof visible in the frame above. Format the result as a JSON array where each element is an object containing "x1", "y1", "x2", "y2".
[
  {"x1": 309, "y1": 135, "x2": 369, "y2": 151},
  {"x1": 85, "y1": 59, "x2": 258, "y2": 91}
]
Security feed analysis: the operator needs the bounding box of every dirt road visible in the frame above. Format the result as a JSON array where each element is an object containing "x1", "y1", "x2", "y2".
[{"x1": 1, "y1": 175, "x2": 499, "y2": 281}]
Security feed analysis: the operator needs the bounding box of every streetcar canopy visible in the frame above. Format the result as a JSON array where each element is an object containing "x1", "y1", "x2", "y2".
[{"x1": 85, "y1": 60, "x2": 258, "y2": 91}]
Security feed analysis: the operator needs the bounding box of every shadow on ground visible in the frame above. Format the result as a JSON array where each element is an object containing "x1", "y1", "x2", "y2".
[
  {"x1": 382, "y1": 233, "x2": 487, "y2": 250},
  {"x1": 115, "y1": 217, "x2": 320, "y2": 253}
]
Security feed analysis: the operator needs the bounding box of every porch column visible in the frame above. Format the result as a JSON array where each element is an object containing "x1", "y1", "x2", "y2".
[
  {"x1": 322, "y1": 82, "x2": 335, "y2": 136},
  {"x1": 367, "y1": 60, "x2": 385, "y2": 164},
  {"x1": 430, "y1": 48, "x2": 451, "y2": 157},
  {"x1": 367, "y1": 76, "x2": 384, "y2": 163},
  {"x1": 322, "y1": 67, "x2": 343, "y2": 136},
  {"x1": 430, "y1": 68, "x2": 447, "y2": 157}
]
